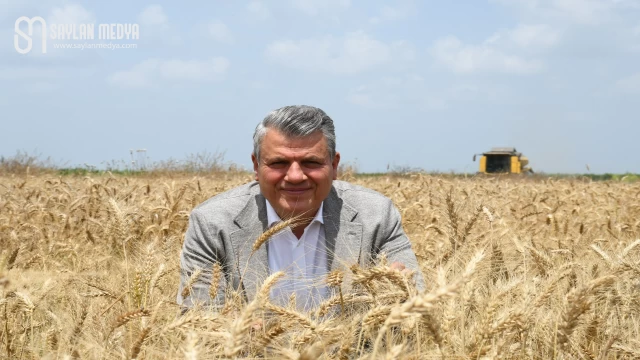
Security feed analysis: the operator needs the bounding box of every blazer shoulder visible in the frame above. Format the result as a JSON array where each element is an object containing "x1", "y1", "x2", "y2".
[
  {"x1": 191, "y1": 181, "x2": 259, "y2": 220},
  {"x1": 332, "y1": 180, "x2": 394, "y2": 208}
]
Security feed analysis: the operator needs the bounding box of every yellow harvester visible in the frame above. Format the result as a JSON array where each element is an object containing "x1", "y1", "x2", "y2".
[{"x1": 473, "y1": 147, "x2": 533, "y2": 174}]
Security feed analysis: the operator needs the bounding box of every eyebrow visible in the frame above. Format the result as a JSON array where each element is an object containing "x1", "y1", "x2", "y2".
[{"x1": 265, "y1": 156, "x2": 325, "y2": 163}]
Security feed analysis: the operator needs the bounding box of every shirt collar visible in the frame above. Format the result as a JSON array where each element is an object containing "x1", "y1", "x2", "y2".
[{"x1": 265, "y1": 199, "x2": 324, "y2": 227}]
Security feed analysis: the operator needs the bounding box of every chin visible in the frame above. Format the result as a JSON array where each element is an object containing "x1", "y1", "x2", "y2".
[{"x1": 280, "y1": 202, "x2": 315, "y2": 216}]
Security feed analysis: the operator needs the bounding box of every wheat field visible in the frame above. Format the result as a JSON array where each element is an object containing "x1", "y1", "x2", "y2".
[{"x1": 1, "y1": 172, "x2": 639, "y2": 359}]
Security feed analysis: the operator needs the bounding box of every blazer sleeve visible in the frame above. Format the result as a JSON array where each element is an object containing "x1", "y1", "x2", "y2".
[
  {"x1": 377, "y1": 199, "x2": 427, "y2": 291},
  {"x1": 177, "y1": 209, "x2": 228, "y2": 310}
]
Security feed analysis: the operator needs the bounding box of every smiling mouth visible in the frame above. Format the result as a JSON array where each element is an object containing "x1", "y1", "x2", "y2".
[{"x1": 281, "y1": 188, "x2": 311, "y2": 195}]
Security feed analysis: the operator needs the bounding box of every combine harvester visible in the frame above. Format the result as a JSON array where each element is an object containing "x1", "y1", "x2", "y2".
[{"x1": 473, "y1": 147, "x2": 533, "y2": 174}]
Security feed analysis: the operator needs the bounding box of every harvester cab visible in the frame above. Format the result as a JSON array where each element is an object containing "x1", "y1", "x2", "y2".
[{"x1": 473, "y1": 147, "x2": 533, "y2": 174}]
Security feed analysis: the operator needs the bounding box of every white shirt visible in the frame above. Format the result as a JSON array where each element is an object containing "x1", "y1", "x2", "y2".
[{"x1": 265, "y1": 199, "x2": 329, "y2": 311}]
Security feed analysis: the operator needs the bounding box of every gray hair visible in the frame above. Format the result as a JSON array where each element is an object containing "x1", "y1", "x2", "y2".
[{"x1": 253, "y1": 105, "x2": 336, "y2": 161}]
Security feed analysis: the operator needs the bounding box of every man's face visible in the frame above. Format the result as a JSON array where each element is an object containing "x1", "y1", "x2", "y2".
[{"x1": 252, "y1": 128, "x2": 340, "y2": 220}]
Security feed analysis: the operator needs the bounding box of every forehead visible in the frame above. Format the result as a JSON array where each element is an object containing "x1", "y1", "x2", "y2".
[{"x1": 261, "y1": 129, "x2": 328, "y2": 157}]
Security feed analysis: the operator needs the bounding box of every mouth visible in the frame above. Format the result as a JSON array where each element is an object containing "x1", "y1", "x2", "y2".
[{"x1": 281, "y1": 188, "x2": 311, "y2": 196}]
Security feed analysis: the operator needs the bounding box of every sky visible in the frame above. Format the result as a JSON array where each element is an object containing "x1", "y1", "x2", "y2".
[{"x1": 1, "y1": 0, "x2": 639, "y2": 174}]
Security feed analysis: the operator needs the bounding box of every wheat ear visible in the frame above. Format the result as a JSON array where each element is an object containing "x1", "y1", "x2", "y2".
[{"x1": 225, "y1": 271, "x2": 284, "y2": 358}]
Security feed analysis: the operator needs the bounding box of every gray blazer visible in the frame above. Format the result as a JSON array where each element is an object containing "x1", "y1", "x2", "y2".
[{"x1": 177, "y1": 180, "x2": 426, "y2": 307}]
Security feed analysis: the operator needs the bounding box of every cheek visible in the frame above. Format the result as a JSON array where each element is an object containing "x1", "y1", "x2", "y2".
[
  {"x1": 308, "y1": 170, "x2": 333, "y2": 186},
  {"x1": 260, "y1": 168, "x2": 285, "y2": 185}
]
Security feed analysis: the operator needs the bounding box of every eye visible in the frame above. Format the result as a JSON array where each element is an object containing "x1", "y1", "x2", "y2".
[
  {"x1": 269, "y1": 161, "x2": 287, "y2": 167},
  {"x1": 303, "y1": 161, "x2": 323, "y2": 167}
]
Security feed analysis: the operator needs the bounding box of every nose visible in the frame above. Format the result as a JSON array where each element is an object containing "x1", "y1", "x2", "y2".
[{"x1": 284, "y1": 161, "x2": 306, "y2": 183}]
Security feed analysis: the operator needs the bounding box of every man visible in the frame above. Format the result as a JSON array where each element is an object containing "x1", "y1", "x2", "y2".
[{"x1": 178, "y1": 105, "x2": 425, "y2": 311}]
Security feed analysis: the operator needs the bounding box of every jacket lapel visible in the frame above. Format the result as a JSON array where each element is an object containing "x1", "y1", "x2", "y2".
[
  {"x1": 230, "y1": 192, "x2": 269, "y2": 303},
  {"x1": 323, "y1": 187, "x2": 363, "y2": 272}
]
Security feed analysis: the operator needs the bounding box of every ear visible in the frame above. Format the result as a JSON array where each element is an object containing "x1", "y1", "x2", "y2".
[
  {"x1": 331, "y1": 152, "x2": 340, "y2": 180},
  {"x1": 251, "y1": 153, "x2": 259, "y2": 181}
]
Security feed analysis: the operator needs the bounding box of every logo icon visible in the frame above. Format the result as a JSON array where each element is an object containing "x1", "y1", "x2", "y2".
[{"x1": 14, "y1": 16, "x2": 47, "y2": 54}]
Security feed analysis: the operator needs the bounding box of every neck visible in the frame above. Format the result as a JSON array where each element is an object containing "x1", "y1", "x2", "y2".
[
  {"x1": 291, "y1": 220, "x2": 312, "y2": 239},
  {"x1": 275, "y1": 206, "x2": 321, "y2": 226},
  {"x1": 268, "y1": 202, "x2": 323, "y2": 239}
]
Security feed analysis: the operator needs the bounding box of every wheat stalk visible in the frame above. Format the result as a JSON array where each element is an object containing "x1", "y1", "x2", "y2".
[{"x1": 225, "y1": 271, "x2": 284, "y2": 358}]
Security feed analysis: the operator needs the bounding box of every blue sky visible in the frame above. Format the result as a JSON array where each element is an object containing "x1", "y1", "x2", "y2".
[{"x1": 1, "y1": 0, "x2": 639, "y2": 173}]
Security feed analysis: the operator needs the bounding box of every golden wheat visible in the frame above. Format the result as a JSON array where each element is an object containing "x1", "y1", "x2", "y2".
[{"x1": 0, "y1": 172, "x2": 639, "y2": 358}]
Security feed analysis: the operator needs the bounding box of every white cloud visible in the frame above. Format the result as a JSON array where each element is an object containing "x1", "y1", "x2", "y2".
[
  {"x1": 0, "y1": 65, "x2": 94, "y2": 92},
  {"x1": 107, "y1": 57, "x2": 230, "y2": 88},
  {"x1": 491, "y1": 0, "x2": 632, "y2": 24},
  {"x1": 265, "y1": 31, "x2": 392, "y2": 74},
  {"x1": 108, "y1": 63, "x2": 151, "y2": 88},
  {"x1": 491, "y1": 1, "x2": 640, "y2": 57},
  {"x1": 138, "y1": 5, "x2": 167, "y2": 26},
  {"x1": 548, "y1": 0, "x2": 612, "y2": 24},
  {"x1": 0, "y1": 67, "x2": 63, "y2": 80},
  {"x1": 616, "y1": 72, "x2": 640, "y2": 92},
  {"x1": 161, "y1": 58, "x2": 229, "y2": 80},
  {"x1": 291, "y1": 0, "x2": 350, "y2": 16},
  {"x1": 369, "y1": 5, "x2": 408, "y2": 24},
  {"x1": 345, "y1": 75, "x2": 506, "y2": 111},
  {"x1": 0, "y1": 0, "x2": 29, "y2": 22},
  {"x1": 391, "y1": 40, "x2": 416, "y2": 62},
  {"x1": 506, "y1": 24, "x2": 560, "y2": 49},
  {"x1": 136, "y1": 5, "x2": 181, "y2": 45},
  {"x1": 208, "y1": 21, "x2": 234, "y2": 43},
  {"x1": 49, "y1": 4, "x2": 95, "y2": 24},
  {"x1": 432, "y1": 35, "x2": 544, "y2": 74},
  {"x1": 430, "y1": 24, "x2": 560, "y2": 74},
  {"x1": 246, "y1": 1, "x2": 271, "y2": 20}
]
